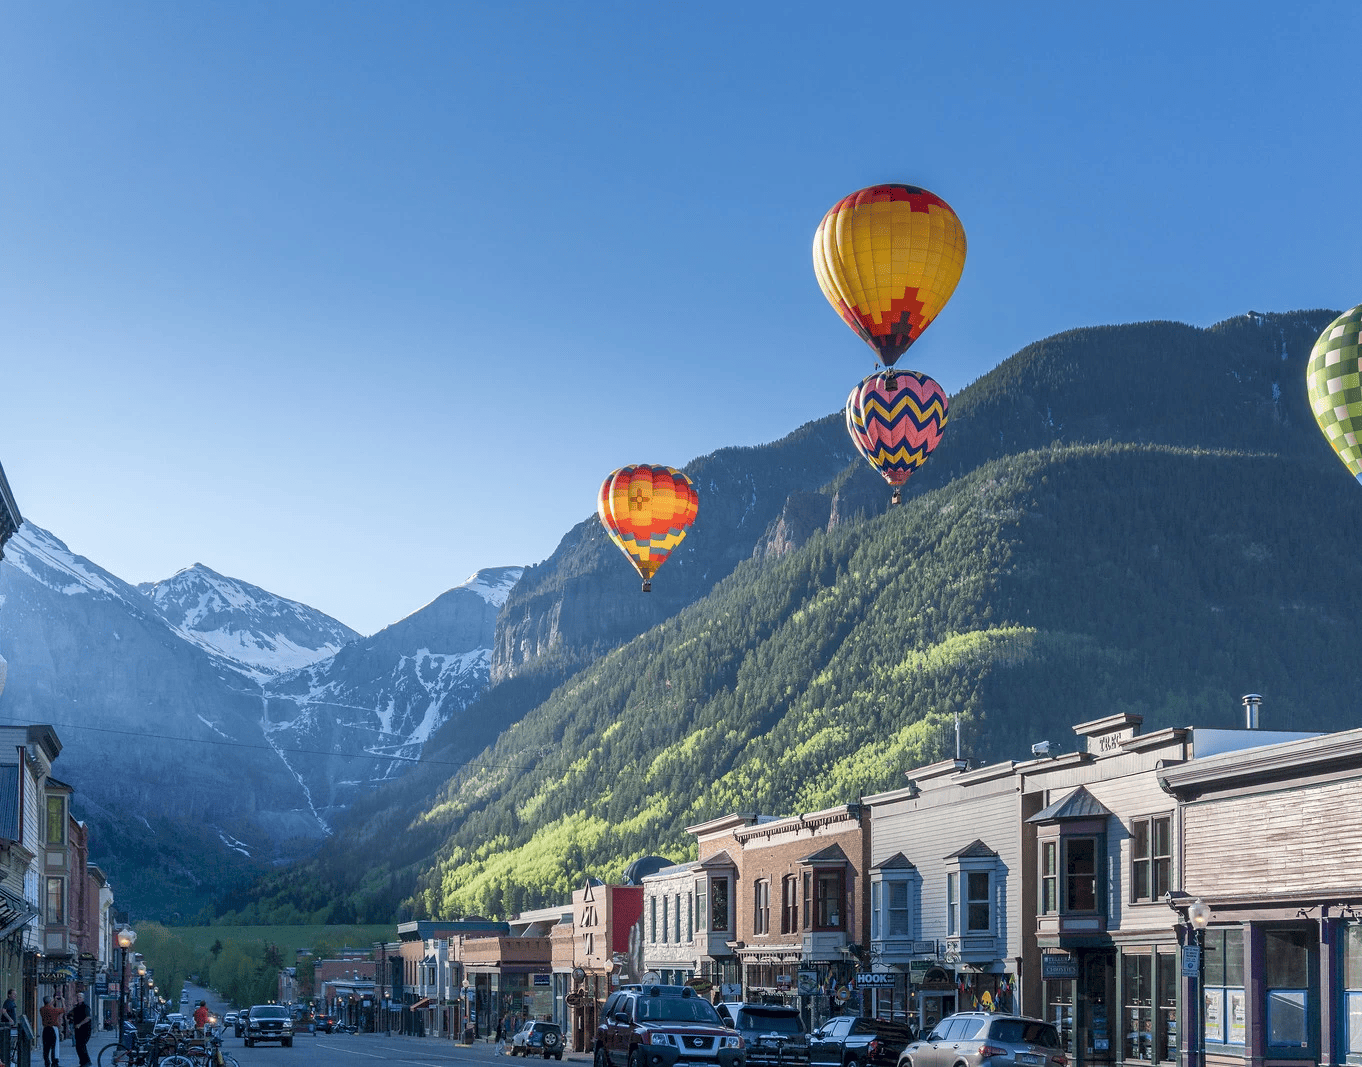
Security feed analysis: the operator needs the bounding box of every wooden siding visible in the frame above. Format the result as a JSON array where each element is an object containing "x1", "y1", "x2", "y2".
[{"x1": 1183, "y1": 777, "x2": 1362, "y2": 897}]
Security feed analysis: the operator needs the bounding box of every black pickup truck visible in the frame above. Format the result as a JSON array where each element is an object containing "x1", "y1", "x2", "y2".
[{"x1": 808, "y1": 1017, "x2": 916, "y2": 1067}]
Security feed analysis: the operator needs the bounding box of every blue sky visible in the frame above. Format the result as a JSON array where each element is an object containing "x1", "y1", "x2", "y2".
[{"x1": 2, "y1": 2, "x2": 1359, "y2": 635}]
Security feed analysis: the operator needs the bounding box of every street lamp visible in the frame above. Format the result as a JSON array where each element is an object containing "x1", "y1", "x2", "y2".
[
  {"x1": 115, "y1": 927, "x2": 137, "y2": 1031},
  {"x1": 1187, "y1": 900, "x2": 1211, "y2": 1067}
]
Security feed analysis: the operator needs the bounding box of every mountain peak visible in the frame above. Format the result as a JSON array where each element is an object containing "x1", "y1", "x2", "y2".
[
  {"x1": 138, "y1": 564, "x2": 359, "y2": 679},
  {"x1": 459, "y1": 566, "x2": 524, "y2": 608}
]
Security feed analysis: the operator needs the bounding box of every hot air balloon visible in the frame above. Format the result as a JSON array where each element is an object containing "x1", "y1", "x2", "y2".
[
  {"x1": 813, "y1": 184, "x2": 967, "y2": 368},
  {"x1": 1307, "y1": 304, "x2": 1362, "y2": 482},
  {"x1": 845, "y1": 370, "x2": 949, "y2": 504},
  {"x1": 597, "y1": 465, "x2": 699, "y2": 592}
]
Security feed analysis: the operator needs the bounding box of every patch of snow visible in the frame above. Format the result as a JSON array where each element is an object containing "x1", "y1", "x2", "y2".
[
  {"x1": 460, "y1": 567, "x2": 525, "y2": 608},
  {"x1": 217, "y1": 830, "x2": 251, "y2": 857},
  {"x1": 196, "y1": 715, "x2": 232, "y2": 739},
  {"x1": 1272, "y1": 382, "x2": 1281, "y2": 402}
]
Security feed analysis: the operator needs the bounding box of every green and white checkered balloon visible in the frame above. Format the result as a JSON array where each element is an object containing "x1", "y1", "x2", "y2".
[{"x1": 1307, "y1": 304, "x2": 1362, "y2": 482}]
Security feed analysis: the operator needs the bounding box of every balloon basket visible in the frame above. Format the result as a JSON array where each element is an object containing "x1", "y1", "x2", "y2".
[
  {"x1": 891, "y1": 487, "x2": 902, "y2": 505},
  {"x1": 641, "y1": 580, "x2": 652, "y2": 593}
]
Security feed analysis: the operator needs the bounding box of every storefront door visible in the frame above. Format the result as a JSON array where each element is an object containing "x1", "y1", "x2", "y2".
[{"x1": 1079, "y1": 951, "x2": 1115, "y2": 1066}]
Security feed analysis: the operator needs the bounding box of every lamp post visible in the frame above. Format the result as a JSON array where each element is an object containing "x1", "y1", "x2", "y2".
[
  {"x1": 115, "y1": 927, "x2": 136, "y2": 1032},
  {"x1": 1187, "y1": 900, "x2": 1212, "y2": 1067}
]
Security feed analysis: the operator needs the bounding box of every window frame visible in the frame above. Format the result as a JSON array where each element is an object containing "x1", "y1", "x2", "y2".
[
  {"x1": 46, "y1": 795, "x2": 66, "y2": 846},
  {"x1": 753, "y1": 879, "x2": 770, "y2": 936},
  {"x1": 781, "y1": 875, "x2": 798, "y2": 935},
  {"x1": 946, "y1": 872, "x2": 959, "y2": 936},
  {"x1": 1040, "y1": 840, "x2": 1058, "y2": 915},
  {"x1": 45, "y1": 875, "x2": 64, "y2": 924},
  {"x1": 1129, "y1": 814, "x2": 1173, "y2": 904},
  {"x1": 965, "y1": 870, "x2": 991, "y2": 933},
  {"x1": 813, "y1": 869, "x2": 846, "y2": 931}
]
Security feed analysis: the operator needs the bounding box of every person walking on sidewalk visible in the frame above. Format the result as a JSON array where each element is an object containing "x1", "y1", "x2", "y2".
[
  {"x1": 69, "y1": 993, "x2": 92, "y2": 1067},
  {"x1": 0, "y1": 990, "x2": 15, "y2": 1066},
  {"x1": 39, "y1": 995, "x2": 65, "y2": 1067}
]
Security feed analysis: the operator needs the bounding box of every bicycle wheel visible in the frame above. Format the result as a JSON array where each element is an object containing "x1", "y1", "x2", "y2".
[
  {"x1": 161, "y1": 1056, "x2": 197, "y2": 1067},
  {"x1": 97, "y1": 1043, "x2": 135, "y2": 1067},
  {"x1": 221, "y1": 1056, "x2": 241, "y2": 1067}
]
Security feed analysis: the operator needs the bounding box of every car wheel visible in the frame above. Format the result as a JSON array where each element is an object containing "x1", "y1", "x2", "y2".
[
  {"x1": 284, "y1": 1038, "x2": 293, "y2": 1047},
  {"x1": 244, "y1": 1039, "x2": 252, "y2": 1047},
  {"x1": 630, "y1": 1048, "x2": 648, "y2": 1067},
  {"x1": 595, "y1": 1045, "x2": 610, "y2": 1067}
]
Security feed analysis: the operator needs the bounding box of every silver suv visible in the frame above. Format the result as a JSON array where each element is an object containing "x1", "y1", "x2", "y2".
[{"x1": 898, "y1": 1013, "x2": 1065, "y2": 1067}]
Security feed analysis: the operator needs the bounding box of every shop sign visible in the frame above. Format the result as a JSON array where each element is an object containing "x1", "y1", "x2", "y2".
[
  {"x1": 855, "y1": 973, "x2": 895, "y2": 988},
  {"x1": 533, "y1": 974, "x2": 551, "y2": 987},
  {"x1": 1041, "y1": 954, "x2": 1078, "y2": 981},
  {"x1": 796, "y1": 972, "x2": 818, "y2": 997},
  {"x1": 775, "y1": 975, "x2": 792, "y2": 991},
  {"x1": 684, "y1": 977, "x2": 712, "y2": 994}
]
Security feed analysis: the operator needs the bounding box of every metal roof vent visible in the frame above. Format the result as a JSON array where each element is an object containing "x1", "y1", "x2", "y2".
[{"x1": 1242, "y1": 693, "x2": 1263, "y2": 729}]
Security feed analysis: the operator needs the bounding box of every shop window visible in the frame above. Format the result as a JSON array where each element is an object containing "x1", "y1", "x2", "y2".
[
  {"x1": 1123, "y1": 951, "x2": 1175, "y2": 1062},
  {"x1": 1345, "y1": 924, "x2": 1362, "y2": 1061},
  {"x1": 754, "y1": 880, "x2": 770, "y2": 935},
  {"x1": 1264, "y1": 927, "x2": 1312, "y2": 1050},
  {"x1": 1203, "y1": 928, "x2": 1245, "y2": 1046},
  {"x1": 1130, "y1": 815, "x2": 1172, "y2": 903}
]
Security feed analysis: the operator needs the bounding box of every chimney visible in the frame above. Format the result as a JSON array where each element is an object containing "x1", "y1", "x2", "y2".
[{"x1": 1242, "y1": 693, "x2": 1263, "y2": 729}]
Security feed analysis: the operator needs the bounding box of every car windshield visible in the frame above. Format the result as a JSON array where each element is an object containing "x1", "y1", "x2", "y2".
[
  {"x1": 638, "y1": 998, "x2": 721, "y2": 1023},
  {"x1": 253, "y1": 1007, "x2": 289, "y2": 1019},
  {"x1": 988, "y1": 1020, "x2": 1061, "y2": 1048},
  {"x1": 739, "y1": 1010, "x2": 802, "y2": 1033}
]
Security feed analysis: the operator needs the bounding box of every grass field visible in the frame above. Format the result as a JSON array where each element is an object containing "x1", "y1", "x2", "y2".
[{"x1": 167, "y1": 924, "x2": 398, "y2": 956}]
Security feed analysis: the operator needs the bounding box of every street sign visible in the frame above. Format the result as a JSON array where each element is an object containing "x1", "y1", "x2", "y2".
[
  {"x1": 1181, "y1": 945, "x2": 1201, "y2": 977},
  {"x1": 855, "y1": 974, "x2": 895, "y2": 988}
]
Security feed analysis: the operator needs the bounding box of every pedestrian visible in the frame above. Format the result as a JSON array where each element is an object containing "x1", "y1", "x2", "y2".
[
  {"x1": 69, "y1": 993, "x2": 92, "y2": 1067},
  {"x1": 40, "y1": 995, "x2": 64, "y2": 1067},
  {"x1": 495, "y1": 1016, "x2": 505, "y2": 1051},
  {"x1": 193, "y1": 1001, "x2": 209, "y2": 1034},
  {"x1": 0, "y1": 989, "x2": 15, "y2": 1065}
]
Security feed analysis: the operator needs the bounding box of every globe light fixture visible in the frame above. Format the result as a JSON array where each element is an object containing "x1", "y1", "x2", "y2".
[{"x1": 1188, "y1": 899, "x2": 1212, "y2": 929}]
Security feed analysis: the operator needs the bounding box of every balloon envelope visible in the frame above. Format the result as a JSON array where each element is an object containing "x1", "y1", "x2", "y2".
[
  {"x1": 1307, "y1": 304, "x2": 1362, "y2": 482},
  {"x1": 845, "y1": 370, "x2": 949, "y2": 488},
  {"x1": 813, "y1": 184, "x2": 966, "y2": 367},
  {"x1": 597, "y1": 465, "x2": 699, "y2": 591}
]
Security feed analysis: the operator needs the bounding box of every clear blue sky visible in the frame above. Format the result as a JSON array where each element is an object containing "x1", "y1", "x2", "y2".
[{"x1": 2, "y1": 2, "x2": 1359, "y2": 636}]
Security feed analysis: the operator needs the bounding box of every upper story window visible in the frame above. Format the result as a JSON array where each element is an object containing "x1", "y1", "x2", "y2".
[
  {"x1": 806, "y1": 869, "x2": 845, "y2": 930},
  {"x1": 753, "y1": 880, "x2": 770, "y2": 936},
  {"x1": 649, "y1": 896, "x2": 658, "y2": 942},
  {"x1": 781, "y1": 876, "x2": 798, "y2": 935},
  {"x1": 46, "y1": 876, "x2": 64, "y2": 924},
  {"x1": 944, "y1": 840, "x2": 1001, "y2": 937},
  {"x1": 871, "y1": 855, "x2": 918, "y2": 942},
  {"x1": 661, "y1": 895, "x2": 669, "y2": 944},
  {"x1": 1130, "y1": 815, "x2": 1172, "y2": 903},
  {"x1": 697, "y1": 875, "x2": 730, "y2": 934},
  {"x1": 46, "y1": 795, "x2": 65, "y2": 846},
  {"x1": 1028, "y1": 787, "x2": 1112, "y2": 921}
]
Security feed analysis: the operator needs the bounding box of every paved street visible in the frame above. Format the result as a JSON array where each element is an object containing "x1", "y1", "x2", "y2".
[{"x1": 57, "y1": 1030, "x2": 591, "y2": 1067}]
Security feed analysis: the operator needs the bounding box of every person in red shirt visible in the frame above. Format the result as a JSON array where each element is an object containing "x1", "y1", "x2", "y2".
[
  {"x1": 193, "y1": 1001, "x2": 210, "y2": 1033},
  {"x1": 39, "y1": 996, "x2": 64, "y2": 1067}
]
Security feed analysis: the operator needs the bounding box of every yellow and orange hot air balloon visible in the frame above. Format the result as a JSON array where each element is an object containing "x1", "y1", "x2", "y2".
[
  {"x1": 597, "y1": 465, "x2": 699, "y2": 592},
  {"x1": 812, "y1": 184, "x2": 967, "y2": 367}
]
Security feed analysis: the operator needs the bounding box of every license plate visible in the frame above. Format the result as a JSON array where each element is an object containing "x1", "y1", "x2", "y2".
[{"x1": 1016, "y1": 1055, "x2": 1043, "y2": 1065}]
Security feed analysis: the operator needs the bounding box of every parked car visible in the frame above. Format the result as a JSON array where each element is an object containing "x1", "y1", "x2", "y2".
[
  {"x1": 809, "y1": 1017, "x2": 916, "y2": 1067},
  {"x1": 595, "y1": 983, "x2": 744, "y2": 1067},
  {"x1": 512, "y1": 1020, "x2": 565, "y2": 1059},
  {"x1": 244, "y1": 1003, "x2": 295, "y2": 1047},
  {"x1": 223, "y1": 1012, "x2": 238, "y2": 1031},
  {"x1": 313, "y1": 1014, "x2": 335, "y2": 1034},
  {"x1": 164, "y1": 1013, "x2": 188, "y2": 1032},
  {"x1": 716, "y1": 1004, "x2": 809, "y2": 1067},
  {"x1": 897, "y1": 1013, "x2": 1064, "y2": 1067}
]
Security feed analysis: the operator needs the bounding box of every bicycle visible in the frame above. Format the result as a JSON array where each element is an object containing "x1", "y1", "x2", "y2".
[
  {"x1": 176, "y1": 1026, "x2": 239, "y2": 1067},
  {"x1": 97, "y1": 1028, "x2": 195, "y2": 1067}
]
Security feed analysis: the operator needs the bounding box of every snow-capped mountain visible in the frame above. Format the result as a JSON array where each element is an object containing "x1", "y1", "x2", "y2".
[
  {"x1": 138, "y1": 564, "x2": 359, "y2": 680},
  {"x1": 260, "y1": 567, "x2": 524, "y2": 823},
  {"x1": 0, "y1": 523, "x2": 524, "y2": 917}
]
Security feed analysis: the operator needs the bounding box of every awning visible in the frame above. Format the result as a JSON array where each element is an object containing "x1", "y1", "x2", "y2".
[
  {"x1": 0, "y1": 885, "x2": 38, "y2": 942},
  {"x1": 410, "y1": 998, "x2": 432, "y2": 1010}
]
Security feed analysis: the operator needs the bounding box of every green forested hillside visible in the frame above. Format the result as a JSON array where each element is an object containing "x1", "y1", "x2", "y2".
[{"x1": 227, "y1": 310, "x2": 1362, "y2": 923}]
